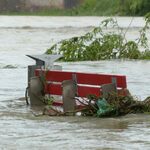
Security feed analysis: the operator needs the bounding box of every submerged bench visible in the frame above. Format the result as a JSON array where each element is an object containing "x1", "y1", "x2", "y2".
[{"x1": 34, "y1": 69, "x2": 127, "y2": 113}]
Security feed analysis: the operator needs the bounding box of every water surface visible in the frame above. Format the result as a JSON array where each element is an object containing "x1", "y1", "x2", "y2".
[{"x1": 0, "y1": 16, "x2": 150, "y2": 150}]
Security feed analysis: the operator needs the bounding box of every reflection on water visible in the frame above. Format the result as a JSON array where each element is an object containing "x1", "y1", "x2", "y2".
[{"x1": 0, "y1": 16, "x2": 150, "y2": 150}]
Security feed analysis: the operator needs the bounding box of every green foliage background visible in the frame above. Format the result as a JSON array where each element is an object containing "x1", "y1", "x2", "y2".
[
  {"x1": 1, "y1": 0, "x2": 150, "y2": 16},
  {"x1": 72, "y1": 0, "x2": 150, "y2": 16},
  {"x1": 120, "y1": 0, "x2": 150, "y2": 15}
]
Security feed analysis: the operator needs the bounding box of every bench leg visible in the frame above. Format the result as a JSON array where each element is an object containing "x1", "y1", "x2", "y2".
[
  {"x1": 29, "y1": 77, "x2": 45, "y2": 107},
  {"x1": 62, "y1": 80, "x2": 77, "y2": 115},
  {"x1": 101, "y1": 77, "x2": 117, "y2": 99}
]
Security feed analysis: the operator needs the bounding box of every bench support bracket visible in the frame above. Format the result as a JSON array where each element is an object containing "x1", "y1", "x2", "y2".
[{"x1": 62, "y1": 80, "x2": 77, "y2": 115}]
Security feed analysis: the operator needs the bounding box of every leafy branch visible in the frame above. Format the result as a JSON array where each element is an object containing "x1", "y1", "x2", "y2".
[{"x1": 46, "y1": 15, "x2": 150, "y2": 61}]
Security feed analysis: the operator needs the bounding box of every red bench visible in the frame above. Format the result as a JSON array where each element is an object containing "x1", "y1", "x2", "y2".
[{"x1": 35, "y1": 69, "x2": 127, "y2": 102}]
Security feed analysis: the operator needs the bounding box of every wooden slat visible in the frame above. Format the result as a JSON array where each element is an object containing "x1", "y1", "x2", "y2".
[
  {"x1": 78, "y1": 85, "x2": 101, "y2": 97},
  {"x1": 46, "y1": 83, "x2": 101, "y2": 97},
  {"x1": 45, "y1": 83, "x2": 126, "y2": 97},
  {"x1": 77, "y1": 72, "x2": 127, "y2": 88},
  {"x1": 46, "y1": 83, "x2": 62, "y2": 95},
  {"x1": 35, "y1": 70, "x2": 127, "y2": 88}
]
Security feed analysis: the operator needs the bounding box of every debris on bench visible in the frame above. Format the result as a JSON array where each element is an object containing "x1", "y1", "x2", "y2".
[
  {"x1": 80, "y1": 93, "x2": 150, "y2": 117},
  {"x1": 43, "y1": 105, "x2": 64, "y2": 116},
  {"x1": 32, "y1": 94, "x2": 150, "y2": 117}
]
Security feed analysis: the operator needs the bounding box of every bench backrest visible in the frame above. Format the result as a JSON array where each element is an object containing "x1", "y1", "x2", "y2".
[{"x1": 35, "y1": 70, "x2": 127, "y2": 97}]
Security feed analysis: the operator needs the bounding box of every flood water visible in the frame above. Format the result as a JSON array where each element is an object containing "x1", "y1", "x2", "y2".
[{"x1": 0, "y1": 16, "x2": 150, "y2": 150}]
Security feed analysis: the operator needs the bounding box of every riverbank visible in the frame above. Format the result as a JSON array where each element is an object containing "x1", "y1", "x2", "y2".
[{"x1": 0, "y1": 0, "x2": 149, "y2": 16}]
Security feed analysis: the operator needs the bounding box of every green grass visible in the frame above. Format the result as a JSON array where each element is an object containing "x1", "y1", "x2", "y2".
[{"x1": 0, "y1": 9, "x2": 71, "y2": 16}]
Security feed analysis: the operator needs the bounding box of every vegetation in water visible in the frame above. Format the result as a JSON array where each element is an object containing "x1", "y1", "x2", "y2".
[
  {"x1": 46, "y1": 14, "x2": 150, "y2": 61},
  {"x1": 80, "y1": 94, "x2": 150, "y2": 117},
  {"x1": 42, "y1": 92, "x2": 150, "y2": 117}
]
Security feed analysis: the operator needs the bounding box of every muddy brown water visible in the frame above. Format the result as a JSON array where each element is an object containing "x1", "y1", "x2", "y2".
[{"x1": 0, "y1": 16, "x2": 150, "y2": 150}]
